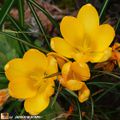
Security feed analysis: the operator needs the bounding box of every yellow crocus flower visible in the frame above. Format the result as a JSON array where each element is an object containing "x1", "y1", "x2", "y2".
[
  {"x1": 51, "y1": 4, "x2": 115, "y2": 63},
  {"x1": 4, "y1": 49, "x2": 58, "y2": 115},
  {"x1": 58, "y1": 61, "x2": 90, "y2": 103}
]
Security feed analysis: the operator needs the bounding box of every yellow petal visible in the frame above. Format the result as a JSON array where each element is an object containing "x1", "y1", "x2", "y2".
[
  {"x1": 62, "y1": 62, "x2": 72, "y2": 80},
  {"x1": 78, "y1": 83, "x2": 90, "y2": 103},
  {"x1": 91, "y1": 47, "x2": 112, "y2": 63},
  {"x1": 47, "y1": 52, "x2": 69, "y2": 69},
  {"x1": 73, "y1": 52, "x2": 92, "y2": 63},
  {"x1": 4, "y1": 59, "x2": 30, "y2": 81},
  {"x1": 51, "y1": 37, "x2": 77, "y2": 58},
  {"x1": 60, "y1": 16, "x2": 84, "y2": 50},
  {"x1": 93, "y1": 24, "x2": 115, "y2": 51},
  {"x1": 5, "y1": 49, "x2": 48, "y2": 82},
  {"x1": 24, "y1": 93, "x2": 50, "y2": 115},
  {"x1": 23, "y1": 49, "x2": 48, "y2": 72},
  {"x1": 8, "y1": 78, "x2": 37, "y2": 99},
  {"x1": 38, "y1": 78, "x2": 55, "y2": 98},
  {"x1": 46, "y1": 55, "x2": 58, "y2": 80},
  {"x1": 71, "y1": 62, "x2": 90, "y2": 81},
  {"x1": 66, "y1": 80, "x2": 84, "y2": 91},
  {"x1": 58, "y1": 75, "x2": 66, "y2": 86},
  {"x1": 77, "y1": 4, "x2": 99, "y2": 35}
]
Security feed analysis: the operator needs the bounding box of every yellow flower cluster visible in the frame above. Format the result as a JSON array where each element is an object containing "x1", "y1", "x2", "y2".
[{"x1": 4, "y1": 4, "x2": 115, "y2": 115}]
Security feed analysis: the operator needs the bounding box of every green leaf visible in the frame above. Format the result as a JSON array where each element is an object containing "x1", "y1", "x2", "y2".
[
  {"x1": 0, "y1": 31, "x2": 22, "y2": 70},
  {"x1": 0, "y1": 0, "x2": 15, "y2": 26}
]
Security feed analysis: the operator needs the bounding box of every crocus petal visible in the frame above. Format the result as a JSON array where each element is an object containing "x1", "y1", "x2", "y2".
[
  {"x1": 51, "y1": 37, "x2": 77, "y2": 58},
  {"x1": 8, "y1": 78, "x2": 37, "y2": 99},
  {"x1": 4, "y1": 59, "x2": 30, "y2": 81},
  {"x1": 62, "y1": 62, "x2": 73, "y2": 80},
  {"x1": 24, "y1": 93, "x2": 50, "y2": 115},
  {"x1": 46, "y1": 55, "x2": 58, "y2": 80},
  {"x1": 91, "y1": 47, "x2": 112, "y2": 63},
  {"x1": 24, "y1": 79, "x2": 54, "y2": 115},
  {"x1": 23, "y1": 49, "x2": 48, "y2": 72},
  {"x1": 47, "y1": 52, "x2": 69, "y2": 69},
  {"x1": 73, "y1": 52, "x2": 92, "y2": 63},
  {"x1": 60, "y1": 16, "x2": 84, "y2": 50},
  {"x1": 66, "y1": 80, "x2": 84, "y2": 91},
  {"x1": 77, "y1": 4, "x2": 99, "y2": 35},
  {"x1": 4, "y1": 49, "x2": 48, "y2": 82},
  {"x1": 78, "y1": 83, "x2": 90, "y2": 103},
  {"x1": 58, "y1": 75, "x2": 66, "y2": 86},
  {"x1": 71, "y1": 62, "x2": 90, "y2": 81},
  {"x1": 93, "y1": 24, "x2": 115, "y2": 51},
  {"x1": 38, "y1": 78, "x2": 55, "y2": 98}
]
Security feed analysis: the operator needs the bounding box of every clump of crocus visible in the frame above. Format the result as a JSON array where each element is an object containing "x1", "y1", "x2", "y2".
[
  {"x1": 4, "y1": 49, "x2": 58, "y2": 115},
  {"x1": 51, "y1": 4, "x2": 115, "y2": 63},
  {"x1": 58, "y1": 62, "x2": 90, "y2": 103},
  {"x1": 4, "y1": 3, "x2": 116, "y2": 116}
]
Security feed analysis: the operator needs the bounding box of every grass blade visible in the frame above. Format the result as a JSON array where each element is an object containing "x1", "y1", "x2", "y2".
[
  {"x1": 100, "y1": 0, "x2": 109, "y2": 22},
  {"x1": 27, "y1": 1, "x2": 50, "y2": 49},
  {"x1": 51, "y1": 83, "x2": 61, "y2": 108},
  {"x1": 28, "y1": 0, "x2": 59, "y2": 30},
  {"x1": 0, "y1": 0, "x2": 15, "y2": 26},
  {"x1": 7, "y1": 15, "x2": 31, "y2": 43},
  {"x1": 90, "y1": 96, "x2": 94, "y2": 120},
  {"x1": 65, "y1": 88, "x2": 78, "y2": 98},
  {"x1": 115, "y1": 18, "x2": 120, "y2": 32},
  {"x1": 0, "y1": 31, "x2": 49, "y2": 53},
  {"x1": 87, "y1": 82, "x2": 114, "y2": 86},
  {"x1": 18, "y1": 0, "x2": 24, "y2": 27},
  {"x1": 85, "y1": 0, "x2": 90, "y2": 3},
  {"x1": 76, "y1": 100, "x2": 82, "y2": 120},
  {"x1": 91, "y1": 70, "x2": 120, "y2": 80},
  {"x1": 95, "y1": 82, "x2": 120, "y2": 102}
]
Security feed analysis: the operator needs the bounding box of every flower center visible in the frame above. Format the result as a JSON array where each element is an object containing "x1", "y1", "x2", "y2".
[
  {"x1": 79, "y1": 35, "x2": 92, "y2": 54},
  {"x1": 29, "y1": 70, "x2": 48, "y2": 89}
]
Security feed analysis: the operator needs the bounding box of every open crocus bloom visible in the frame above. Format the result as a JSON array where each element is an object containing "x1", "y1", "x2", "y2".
[
  {"x1": 58, "y1": 62, "x2": 90, "y2": 103},
  {"x1": 51, "y1": 4, "x2": 115, "y2": 63},
  {"x1": 4, "y1": 49, "x2": 58, "y2": 115}
]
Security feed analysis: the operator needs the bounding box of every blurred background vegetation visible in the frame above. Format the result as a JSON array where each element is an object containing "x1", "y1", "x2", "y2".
[{"x1": 0, "y1": 0, "x2": 120, "y2": 120}]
